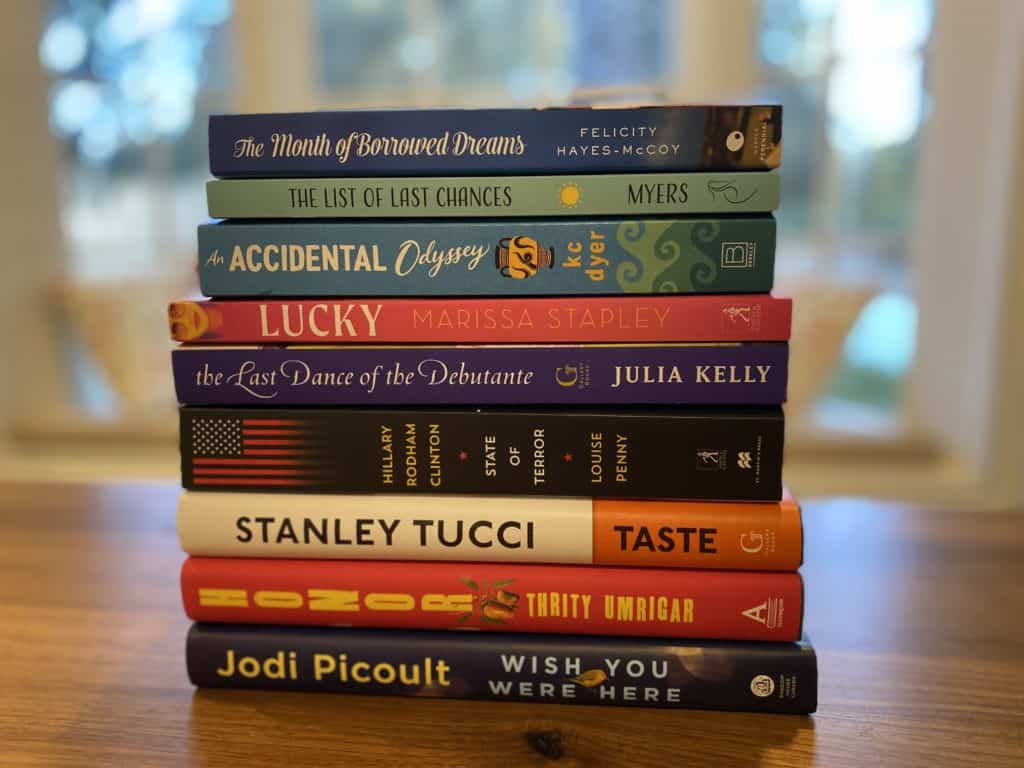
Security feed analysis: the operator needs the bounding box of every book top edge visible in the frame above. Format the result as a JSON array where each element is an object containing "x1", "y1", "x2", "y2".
[{"x1": 210, "y1": 105, "x2": 783, "y2": 119}]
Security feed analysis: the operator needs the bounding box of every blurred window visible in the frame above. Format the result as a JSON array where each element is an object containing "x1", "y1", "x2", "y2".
[
  {"x1": 758, "y1": 0, "x2": 932, "y2": 426},
  {"x1": 31, "y1": 0, "x2": 930, "y2": 441},
  {"x1": 37, "y1": 0, "x2": 231, "y2": 420},
  {"x1": 41, "y1": 0, "x2": 230, "y2": 281},
  {"x1": 313, "y1": 0, "x2": 671, "y2": 100}
]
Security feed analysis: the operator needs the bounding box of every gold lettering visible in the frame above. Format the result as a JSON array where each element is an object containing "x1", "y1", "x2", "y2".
[
  {"x1": 253, "y1": 590, "x2": 303, "y2": 609},
  {"x1": 199, "y1": 588, "x2": 248, "y2": 608},
  {"x1": 372, "y1": 663, "x2": 397, "y2": 684},
  {"x1": 307, "y1": 589, "x2": 360, "y2": 612},
  {"x1": 421, "y1": 593, "x2": 474, "y2": 612},
  {"x1": 350, "y1": 661, "x2": 371, "y2": 683},
  {"x1": 313, "y1": 653, "x2": 335, "y2": 680},
  {"x1": 246, "y1": 245, "x2": 262, "y2": 272},
  {"x1": 365, "y1": 592, "x2": 416, "y2": 611},
  {"x1": 308, "y1": 304, "x2": 329, "y2": 337}
]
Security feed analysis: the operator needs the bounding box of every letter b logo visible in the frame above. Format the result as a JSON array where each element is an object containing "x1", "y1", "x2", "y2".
[{"x1": 720, "y1": 242, "x2": 754, "y2": 269}]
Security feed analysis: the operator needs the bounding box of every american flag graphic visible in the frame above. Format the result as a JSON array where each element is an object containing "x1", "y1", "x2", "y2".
[{"x1": 188, "y1": 416, "x2": 328, "y2": 487}]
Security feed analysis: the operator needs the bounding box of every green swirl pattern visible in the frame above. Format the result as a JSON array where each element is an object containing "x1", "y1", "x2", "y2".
[{"x1": 615, "y1": 220, "x2": 721, "y2": 293}]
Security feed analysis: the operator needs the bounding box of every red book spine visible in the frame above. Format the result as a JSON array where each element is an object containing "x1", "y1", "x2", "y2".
[
  {"x1": 181, "y1": 558, "x2": 802, "y2": 642},
  {"x1": 168, "y1": 296, "x2": 792, "y2": 344}
]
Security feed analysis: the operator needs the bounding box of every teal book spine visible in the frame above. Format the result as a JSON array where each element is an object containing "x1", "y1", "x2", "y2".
[
  {"x1": 198, "y1": 217, "x2": 776, "y2": 297},
  {"x1": 205, "y1": 172, "x2": 780, "y2": 219}
]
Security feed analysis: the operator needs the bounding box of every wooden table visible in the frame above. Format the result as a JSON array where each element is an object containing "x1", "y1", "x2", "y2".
[{"x1": 0, "y1": 483, "x2": 1021, "y2": 767}]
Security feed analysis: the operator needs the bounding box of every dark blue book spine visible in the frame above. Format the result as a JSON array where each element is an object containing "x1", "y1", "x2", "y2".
[
  {"x1": 187, "y1": 625, "x2": 817, "y2": 713},
  {"x1": 209, "y1": 105, "x2": 781, "y2": 177},
  {"x1": 172, "y1": 343, "x2": 788, "y2": 406}
]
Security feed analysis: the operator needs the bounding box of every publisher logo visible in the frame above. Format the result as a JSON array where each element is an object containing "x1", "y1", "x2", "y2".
[
  {"x1": 739, "y1": 531, "x2": 765, "y2": 554},
  {"x1": 721, "y1": 304, "x2": 762, "y2": 331},
  {"x1": 721, "y1": 242, "x2": 755, "y2": 269},
  {"x1": 555, "y1": 363, "x2": 590, "y2": 389},
  {"x1": 750, "y1": 674, "x2": 775, "y2": 698},
  {"x1": 726, "y1": 131, "x2": 746, "y2": 152},
  {"x1": 742, "y1": 597, "x2": 784, "y2": 629},
  {"x1": 495, "y1": 235, "x2": 554, "y2": 279},
  {"x1": 737, "y1": 451, "x2": 753, "y2": 469},
  {"x1": 696, "y1": 449, "x2": 727, "y2": 471}
]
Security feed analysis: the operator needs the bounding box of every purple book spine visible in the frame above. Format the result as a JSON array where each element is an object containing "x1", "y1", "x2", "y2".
[{"x1": 173, "y1": 344, "x2": 787, "y2": 406}]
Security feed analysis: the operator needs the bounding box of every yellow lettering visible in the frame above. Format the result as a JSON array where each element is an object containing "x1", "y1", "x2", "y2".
[
  {"x1": 313, "y1": 653, "x2": 335, "y2": 680},
  {"x1": 372, "y1": 663, "x2": 397, "y2": 684},
  {"x1": 229, "y1": 246, "x2": 245, "y2": 271},
  {"x1": 421, "y1": 593, "x2": 474, "y2": 612},
  {"x1": 350, "y1": 662, "x2": 371, "y2": 683},
  {"x1": 617, "y1": 596, "x2": 633, "y2": 621},
  {"x1": 253, "y1": 590, "x2": 303, "y2": 609},
  {"x1": 198, "y1": 588, "x2": 248, "y2": 608},
  {"x1": 365, "y1": 592, "x2": 416, "y2": 611},
  {"x1": 246, "y1": 245, "x2": 262, "y2": 272},
  {"x1": 308, "y1": 304, "x2": 329, "y2": 337},
  {"x1": 307, "y1": 589, "x2": 361, "y2": 612}
]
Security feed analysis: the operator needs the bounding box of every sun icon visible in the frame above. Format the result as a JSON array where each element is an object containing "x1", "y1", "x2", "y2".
[{"x1": 559, "y1": 183, "x2": 582, "y2": 208}]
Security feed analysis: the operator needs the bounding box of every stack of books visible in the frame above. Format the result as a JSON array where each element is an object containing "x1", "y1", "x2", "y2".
[{"x1": 169, "y1": 105, "x2": 816, "y2": 714}]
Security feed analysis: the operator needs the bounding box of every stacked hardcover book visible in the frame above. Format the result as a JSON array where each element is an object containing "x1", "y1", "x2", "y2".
[{"x1": 170, "y1": 105, "x2": 817, "y2": 714}]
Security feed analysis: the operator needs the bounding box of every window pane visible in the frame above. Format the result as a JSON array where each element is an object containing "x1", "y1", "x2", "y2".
[
  {"x1": 758, "y1": 0, "x2": 934, "y2": 426},
  {"x1": 570, "y1": 0, "x2": 670, "y2": 88},
  {"x1": 312, "y1": 0, "x2": 670, "y2": 103},
  {"x1": 39, "y1": 0, "x2": 232, "y2": 418},
  {"x1": 313, "y1": 0, "x2": 412, "y2": 90}
]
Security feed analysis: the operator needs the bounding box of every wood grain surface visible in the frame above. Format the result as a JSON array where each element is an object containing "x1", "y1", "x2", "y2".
[{"x1": 0, "y1": 482, "x2": 1021, "y2": 767}]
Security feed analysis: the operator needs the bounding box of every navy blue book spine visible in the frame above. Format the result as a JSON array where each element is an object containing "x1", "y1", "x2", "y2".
[
  {"x1": 172, "y1": 343, "x2": 789, "y2": 407},
  {"x1": 187, "y1": 625, "x2": 817, "y2": 714},
  {"x1": 209, "y1": 105, "x2": 781, "y2": 177}
]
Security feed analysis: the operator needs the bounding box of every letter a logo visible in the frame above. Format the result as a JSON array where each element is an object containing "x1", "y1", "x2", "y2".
[
  {"x1": 742, "y1": 601, "x2": 768, "y2": 625},
  {"x1": 742, "y1": 597, "x2": 781, "y2": 628}
]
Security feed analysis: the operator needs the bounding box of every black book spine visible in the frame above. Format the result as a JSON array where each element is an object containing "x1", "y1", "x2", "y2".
[
  {"x1": 187, "y1": 625, "x2": 817, "y2": 714},
  {"x1": 180, "y1": 407, "x2": 784, "y2": 500}
]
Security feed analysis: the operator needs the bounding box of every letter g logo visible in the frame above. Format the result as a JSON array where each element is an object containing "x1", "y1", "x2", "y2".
[
  {"x1": 555, "y1": 365, "x2": 578, "y2": 387},
  {"x1": 739, "y1": 531, "x2": 764, "y2": 554}
]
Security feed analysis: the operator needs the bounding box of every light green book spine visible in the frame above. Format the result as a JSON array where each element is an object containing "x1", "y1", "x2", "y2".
[{"x1": 206, "y1": 173, "x2": 779, "y2": 219}]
